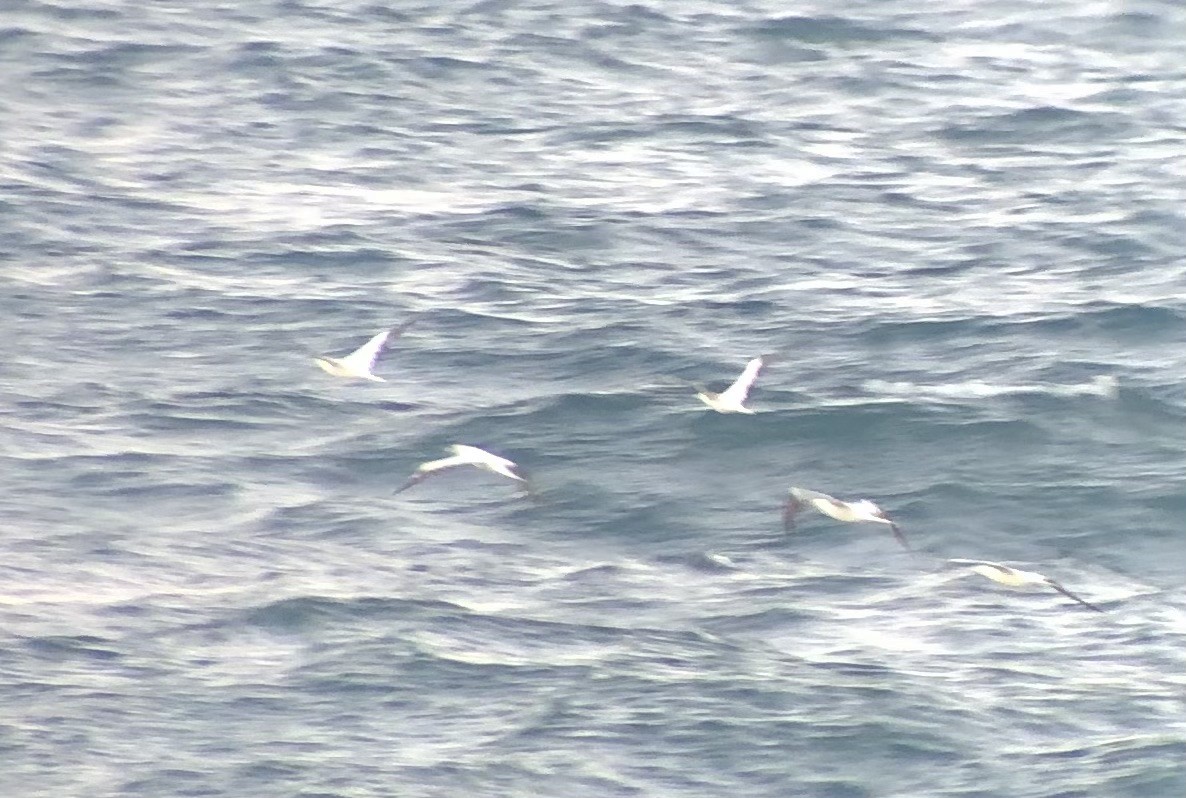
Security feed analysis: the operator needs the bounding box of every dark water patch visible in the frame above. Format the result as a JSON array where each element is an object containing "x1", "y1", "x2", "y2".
[
  {"x1": 292, "y1": 667, "x2": 420, "y2": 698},
  {"x1": 1040, "y1": 226, "x2": 1159, "y2": 263},
  {"x1": 69, "y1": 40, "x2": 207, "y2": 66},
  {"x1": 557, "y1": 562, "x2": 627, "y2": 582},
  {"x1": 778, "y1": 400, "x2": 1045, "y2": 449},
  {"x1": 123, "y1": 392, "x2": 326, "y2": 433},
  {"x1": 67, "y1": 473, "x2": 241, "y2": 503},
  {"x1": 13, "y1": 392, "x2": 124, "y2": 420},
  {"x1": 558, "y1": 41, "x2": 672, "y2": 77},
  {"x1": 425, "y1": 611, "x2": 715, "y2": 654},
  {"x1": 362, "y1": 399, "x2": 420, "y2": 413},
  {"x1": 393, "y1": 647, "x2": 592, "y2": 687},
  {"x1": 526, "y1": 493, "x2": 705, "y2": 544},
  {"x1": 583, "y1": 1, "x2": 675, "y2": 31},
  {"x1": 18, "y1": 451, "x2": 157, "y2": 474},
  {"x1": 898, "y1": 480, "x2": 994, "y2": 507},
  {"x1": 392, "y1": 760, "x2": 645, "y2": 798},
  {"x1": 141, "y1": 390, "x2": 330, "y2": 420},
  {"x1": 220, "y1": 694, "x2": 294, "y2": 716},
  {"x1": 795, "y1": 780, "x2": 872, "y2": 798},
  {"x1": 29, "y1": 64, "x2": 130, "y2": 92},
  {"x1": 655, "y1": 550, "x2": 744, "y2": 574},
  {"x1": 841, "y1": 306, "x2": 1166, "y2": 365},
  {"x1": 0, "y1": 25, "x2": 38, "y2": 48},
  {"x1": 1093, "y1": 10, "x2": 1177, "y2": 41},
  {"x1": 1039, "y1": 735, "x2": 1186, "y2": 769},
  {"x1": 544, "y1": 114, "x2": 771, "y2": 148},
  {"x1": 937, "y1": 105, "x2": 1129, "y2": 146},
  {"x1": 238, "y1": 595, "x2": 468, "y2": 633},
  {"x1": 813, "y1": 659, "x2": 899, "y2": 681},
  {"x1": 534, "y1": 594, "x2": 674, "y2": 622},
  {"x1": 24, "y1": 1, "x2": 122, "y2": 21},
  {"x1": 1073, "y1": 301, "x2": 1184, "y2": 337},
  {"x1": 234, "y1": 245, "x2": 397, "y2": 271},
  {"x1": 234, "y1": 758, "x2": 308, "y2": 783},
  {"x1": 256, "y1": 503, "x2": 399, "y2": 545},
  {"x1": 119, "y1": 768, "x2": 217, "y2": 797},
  {"x1": 404, "y1": 54, "x2": 494, "y2": 78},
  {"x1": 427, "y1": 213, "x2": 618, "y2": 258},
  {"x1": 846, "y1": 316, "x2": 999, "y2": 351},
  {"x1": 700, "y1": 605, "x2": 819, "y2": 635},
  {"x1": 23, "y1": 634, "x2": 122, "y2": 663},
  {"x1": 510, "y1": 389, "x2": 669, "y2": 426},
  {"x1": 651, "y1": 117, "x2": 774, "y2": 149},
  {"x1": 747, "y1": 15, "x2": 940, "y2": 45},
  {"x1": 1108, "y1": 382, "x2": 1186, "y2": 423}
]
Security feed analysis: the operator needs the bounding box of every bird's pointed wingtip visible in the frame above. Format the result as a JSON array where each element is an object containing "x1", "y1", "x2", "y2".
[
  {"x1": 393, "y1": 474, "x2": 423, "y2": 495},
  {"x1": 782, "y1": 497, "x2": 801, "y2": 532},
  {"x1": 1067, "y1": 594, "x2": 1107, "y2": 613},
  {"x1": 889, "y1": 522, "x2": 911, "y2": 550},
  {"x1": 391, "y1": 316, "x2": 419, "y2": 336},
  {"x1": 1048, "y1": 580, "x2": 1106, "y2": 613}
]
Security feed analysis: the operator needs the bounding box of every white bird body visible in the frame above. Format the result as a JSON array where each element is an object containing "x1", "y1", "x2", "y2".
[
  {"x1": 947, "y1": 559, "x2": 1103, "y2": 612},
  {"x1": 696, "y1": 356, "x2": 766, "y2": 414},
  {"x1": 783, "y1": 486, "x2": 909, "y2": 549},
  {"x1": 395, "y1": 444, "x2": 528, "y2": 494},
  {"x1": 315, "y1": 319, "x2": 415, "y2": 381}
]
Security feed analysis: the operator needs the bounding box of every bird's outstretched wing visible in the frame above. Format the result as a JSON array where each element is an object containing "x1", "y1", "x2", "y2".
[
  {"x1": 341, "y1": 329, "x2": 392, "y2": 373},
  {"x1": 1047, "y1": 580, "x2": 1105, "y2": 612},
  {"x1": 389, "y1": 316, "x2": 418, "y2": 338},
  {"x1": 887, "y1": 521, "x2": 910, "y2": 550},
  {"x1": 946, "y1": 558, "x2": 1008, "y2": 572},
  {"x1": 719, "y1": 356, "x2": 764, "y2": 406},
  {"x1": 782, "y1": 497, "x2": 804, "y2": 531},
  {"x1": 788, "y1": 486, "x2": 833, "y2": 504},
  {"x1": 340, "y1": 318, "x2": 416, "y2": 373},
  {"x1": 393, "y1": 471, "x2": 429, "y2": 495},
  {"x1": 393, "y1": 450, "x2": 463, "y2": 495}
]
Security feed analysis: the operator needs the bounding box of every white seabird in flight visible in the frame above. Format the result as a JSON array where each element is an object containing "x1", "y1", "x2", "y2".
[
  {"x1": 694, "y1": 355, "x2": 768, "y2": 414},
  {"x1": 314, "y1": 319, "x2": 415, "y2": 381},
  {"x1": 394, "y1": 445, "x2": 529, "y2": 495},
  {"x1": 783, "y1": 486, "x2": 909, "y2": 549},
  {"x1": 946, "y1": 559, "x2": 1104, "y2": 612}
]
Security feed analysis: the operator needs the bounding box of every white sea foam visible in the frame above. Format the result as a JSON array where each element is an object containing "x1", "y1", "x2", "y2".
[{"x1": 863, "y1": 375, "x2": 1118, "y2": 402}]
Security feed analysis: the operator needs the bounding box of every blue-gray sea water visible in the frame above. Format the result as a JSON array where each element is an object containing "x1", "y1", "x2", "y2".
[{"x1": 2, "y1": 1, "x2": 1185, "y2": 796}]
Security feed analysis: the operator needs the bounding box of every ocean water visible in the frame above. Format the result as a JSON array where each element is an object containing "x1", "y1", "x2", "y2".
[{"x1": 2, "y1": 0, "x2": 1185, "y2": 796}]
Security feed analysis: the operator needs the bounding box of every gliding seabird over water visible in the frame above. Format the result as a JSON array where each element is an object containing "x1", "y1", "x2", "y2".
[
  {"x1": 394, "y1": 445, "x2": 529, "y2": 495},
  {"x1": 946, "y1": 559, "x2": 1104, "y2": 612},
  {"x1": 314, "y1": 318, "x2": 416, "y2": 381},
  {"x1": 693, "y1": 355, "x2": 768, "y2": 414},
  {"x1": 783, "y1": 486, "x2": 909, "y2": 549}
]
